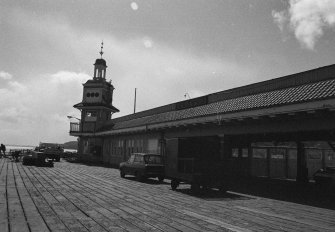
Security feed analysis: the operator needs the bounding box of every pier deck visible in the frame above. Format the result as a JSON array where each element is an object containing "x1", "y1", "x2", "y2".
[{"x1": 0, "y1": 158, "x2": 334, "y2": 232}]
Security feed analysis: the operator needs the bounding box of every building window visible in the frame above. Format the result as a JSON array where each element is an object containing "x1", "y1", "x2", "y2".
[
  {"x1": 85, "y1": 92, "x2": 100, "y2": 98},
  {"x1": 86, "y1": 111, "x2": 97, "y2": 117},
  {"x1": 325, "y1": 150, "x2": 335, "y2": 160},
  {"x1": 232, "y1": 148, "x2": 239, "y2": 158},
  {"x1": 288, "y1": 149, "x2": 297, "y2": 159},
  {"x1": 148, "y1": 139, "x2": 158, "y2": 153},
  {"x1": 242, "y1": 148, "x2": 248, "y2": 158},
  {"x1": 85, "y1": 111, "x2": 97, "y2": 122},
  {"x1": 253, "y1": 148, "x2": 267, "y2": 159},
  {"x1": 306, "y1": 149, "x2": 322, "y2": 159},
  {"x1": 270, "y1": 148, "x2": 285, "y2": 159}
]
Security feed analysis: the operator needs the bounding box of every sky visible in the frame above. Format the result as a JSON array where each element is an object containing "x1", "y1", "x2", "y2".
[{"x1": 1, "y1": 0, "x2": 335, "y2": 146}]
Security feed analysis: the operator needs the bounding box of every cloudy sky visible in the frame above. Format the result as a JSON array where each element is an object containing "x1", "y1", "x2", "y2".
[{"x1": 1, "y1": 0, "x2": 335, "y2": 145}]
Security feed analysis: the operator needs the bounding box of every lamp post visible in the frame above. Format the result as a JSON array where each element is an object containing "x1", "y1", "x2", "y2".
[
  {"x1": 67, "y1": 115, "x2": 81, "y2": 121},
  {"x1": 184, "y1": 93, "x2": 191, "y2": 99}
]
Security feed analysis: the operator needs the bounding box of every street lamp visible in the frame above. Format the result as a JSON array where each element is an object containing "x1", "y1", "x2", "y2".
[{"x1": 67, "y1": 115, "x2": 81, "y2": 121}]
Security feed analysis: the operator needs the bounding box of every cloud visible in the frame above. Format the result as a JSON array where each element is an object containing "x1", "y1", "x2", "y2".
[
  {"x1": 0, "y1": 5, "x2": 258, "y2": 145},
  {"x1": 272, "y1": 10, "x2": 288, "y2": 32},
  {"x1": 50, "y1": 71, "x2": 90, "y2": 84},
  {"x1": 130, "y1": 2, "x2": 139, "y2": 11},
  {"x1": 272, "y1": 0, "x2": 335, "y2": 50},
  {"x1": 0, "y1": 71, "x2": 13, "y2": 80},
  {"x1": 0, "y1": 71, "x2": 90, "y2": 145},
  {"x1": 106, "y1": 37, "x2": 256, "y2": 115}
]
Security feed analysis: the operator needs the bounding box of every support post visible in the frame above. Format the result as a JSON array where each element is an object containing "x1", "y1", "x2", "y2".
[
  {"x1": 133, "y1": 88, "x2": 137, "y2": 114},
  {"x1": 285, "y1": 148, "x2": 289, "y2": 179},
  {"x1": 221, "y1": 135, "x2": 232, "y2": 176},
  {"x1": 219, "y1": 135, "x2": 225, "y2": 161},
  {"x1": 266, "y1": 147, "x2": 271, "y2": 178},
  {"x1": 248, "y1": 143, "x2": 253, "y2": 177},
  {"x1": 321, "y1": 150, "x2": 326, "y2": 169},
  {"x1": 296, "y1": 141, "x2": 308, "y2": 183}
]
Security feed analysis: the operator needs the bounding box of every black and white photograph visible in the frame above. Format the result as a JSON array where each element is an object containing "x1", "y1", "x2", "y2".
[{"x1": 1, "y1": 0, "x2": 335, "y2": 231}]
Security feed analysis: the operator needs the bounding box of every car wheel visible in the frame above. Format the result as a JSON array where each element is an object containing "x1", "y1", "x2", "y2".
[
  {"x1": 171, "y1": 179, "x2": 179, "y2": 190},
  {"x1": 120, "y1": 169, "x2": 125, "y2": 178},
  {"x1": 219, "y1": 186, "x2": 227, "y2": 193},
  {"x1": 202, "y1": 185, "x2": 210, "y2": 191},
  {"x1": 135, "y1": 172, "x2": 143, "y2": 182},
  {"x1": 191, "y1": 183, "x2": 200, "y2": 194},
  {"x1": 48, "y1": 161, "x2": 54, "y2": 167}
]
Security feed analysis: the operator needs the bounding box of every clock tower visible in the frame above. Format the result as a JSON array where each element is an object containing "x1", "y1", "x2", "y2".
[{"x1": 73, "y1": 42, "x2": 119, "y2": 158}]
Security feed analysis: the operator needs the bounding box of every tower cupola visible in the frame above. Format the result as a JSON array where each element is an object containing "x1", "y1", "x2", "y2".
[{"x1": 93, "y1": 41, "x2": 107, "y2": 80}]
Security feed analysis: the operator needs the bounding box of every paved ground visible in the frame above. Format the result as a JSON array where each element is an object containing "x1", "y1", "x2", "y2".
[{"x1": 0, "y1": 158, "x2": 335, "y2": 232}]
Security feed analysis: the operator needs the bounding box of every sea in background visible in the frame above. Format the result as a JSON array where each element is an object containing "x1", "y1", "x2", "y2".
[
  {"x1": 5, "y1": 145, "x2": 77, "y2": 153},
  {"x1": 6, "y1": 145, "x2": 35, "y2": 151}
]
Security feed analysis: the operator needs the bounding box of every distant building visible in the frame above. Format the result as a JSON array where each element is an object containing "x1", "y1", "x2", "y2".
[{"x1": 70, "y1": 47, "x2": 335, "y2": 183}]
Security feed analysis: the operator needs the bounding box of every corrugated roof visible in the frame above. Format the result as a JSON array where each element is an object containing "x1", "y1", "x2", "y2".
[{"x1": 108, "y1": 78, "x2": 335, "y2": 130}]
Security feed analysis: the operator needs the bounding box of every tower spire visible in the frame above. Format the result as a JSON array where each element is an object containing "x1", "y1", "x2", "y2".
[
  {"x1": 99, "y1": 41, "x2": 104, "y2": 58},
  {"x1": 93, "y1": 41, "x2": 107, "y2": 80}
]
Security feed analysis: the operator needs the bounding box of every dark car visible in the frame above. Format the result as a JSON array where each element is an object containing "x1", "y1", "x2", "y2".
[
  {"x1": 119, "y1": 153, "x2": 165, "y2": 182},
  {"x1": 313, "y1": 166, "x2": 335, "y2": 187}
]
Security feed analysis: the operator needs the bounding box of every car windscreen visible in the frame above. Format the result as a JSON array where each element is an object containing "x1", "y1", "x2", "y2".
[{"x1": 144, "y1": 155, "x2": 162, "y2": 164}]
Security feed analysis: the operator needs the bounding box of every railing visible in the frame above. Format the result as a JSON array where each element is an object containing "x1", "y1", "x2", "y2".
[
  {"x1": 69, "y1": 122, "x2": 97, "y2": 133},
  {"x1": 69, "y1": 122, "x2": 80, "y2": 133}
]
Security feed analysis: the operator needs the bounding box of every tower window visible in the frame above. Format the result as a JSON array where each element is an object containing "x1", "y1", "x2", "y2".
[
  {"x1": 86, "y1": 92, "x2": 100, "y2": 98},
  {"x1": 86, "y1": 111, "x2": 97, "y2": 117}
]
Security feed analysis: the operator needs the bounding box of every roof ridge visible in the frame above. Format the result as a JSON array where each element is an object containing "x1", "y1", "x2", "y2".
[{"x1": 112, "y1": 64, "x2": 335, "y2": 123}]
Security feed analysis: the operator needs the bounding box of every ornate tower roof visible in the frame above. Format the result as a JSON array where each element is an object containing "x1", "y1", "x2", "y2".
[
  {"x1": 94, "y1": 58, "x2": 107, "y2": 66},
  {"x1": 93, "y1": 41, "x2": 107, "y2": 80}
]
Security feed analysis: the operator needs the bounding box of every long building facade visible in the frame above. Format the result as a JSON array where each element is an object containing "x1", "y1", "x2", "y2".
[{"x1": 70, "y1": 52, "x2": 335, "y2": 183}]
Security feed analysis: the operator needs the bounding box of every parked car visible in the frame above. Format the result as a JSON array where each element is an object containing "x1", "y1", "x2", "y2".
[
  {"x1": 34, "y1": 143, "x2": 63, "y2": 162},
  {"x1": 22, "y1": 152, "x2": 54, "y2": 167},
  {"x1": 22, "y1": 155, "x2": 36, "y2": 166},
  {"x1": 119, "y1": 153, "x2": 165, "y2": 182},
  {"x1": 313, "y1": 166, "x2": 335, "y2": 187}
]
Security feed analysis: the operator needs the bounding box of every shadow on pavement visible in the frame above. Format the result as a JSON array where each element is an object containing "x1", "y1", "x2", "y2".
[
  {"x1": 63, "y1": 161, "x2": 335, "y2": 209},
  {"x1": 175, "y1": 187, "x2": 253, "y2": 201},
  {"x1": 227, "y1": 177, "x2": 335, "y2": 210},
  {"x1": 124, "y1": 176, "x2": 170, "y2": 185}
]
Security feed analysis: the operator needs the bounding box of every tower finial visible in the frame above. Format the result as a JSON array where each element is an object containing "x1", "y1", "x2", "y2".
[{"x1": 99, "y1": 40, "x2": 104, "y2": 58}]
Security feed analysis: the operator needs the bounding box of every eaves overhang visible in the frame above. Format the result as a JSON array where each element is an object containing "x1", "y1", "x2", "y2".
[
  {"x1": 73, "y1": 102, "x2": 119, "y2": 112},
  {"x1": 69, "y1": 132, "x2": 97, "y2": 137},
  {"x1": 94, "y1": 98, "x2": 335, "y2": 137}
]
